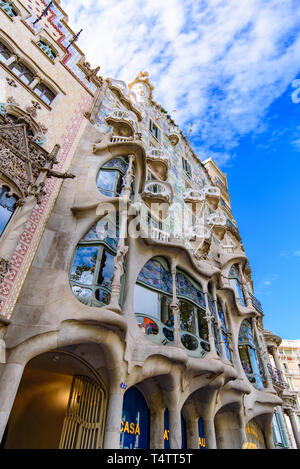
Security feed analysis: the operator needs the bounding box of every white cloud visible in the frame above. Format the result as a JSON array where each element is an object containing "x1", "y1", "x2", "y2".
[
  {"x1": 293, "y1": 250, "x2": 300, "y2": 257},
  {"x1": 62, "y1": 0, "x2": 300, "y2": 164}
]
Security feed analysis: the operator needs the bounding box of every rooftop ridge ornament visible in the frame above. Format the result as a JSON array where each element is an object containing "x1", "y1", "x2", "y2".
[
  {"x1": 66, "y1": 29, "x2": 83, "y2": 50},
  {"x1": 33, "y1": 1, "x2": 53, "y2": 26}
]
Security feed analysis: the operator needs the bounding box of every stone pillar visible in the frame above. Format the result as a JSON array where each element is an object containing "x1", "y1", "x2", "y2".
[
  {"x1": 170, "y1": 263, "x2": 182, "y2": 348},
  {"x1": 5, "y1": 54, "x2": 19, "y2": 67},
  {"x1": 103, "y1": 389, "x2": 124, "y2": 449},
  {"x1": 202, "y1": 416, "x2": 217, "y2": 449},
  {"x1": 168, "y1": 407, "x2": 182, "y2": 449},
  {"x1": 185, "y1": 415, "x2": 199, "y2": 449},
  {"x1": 0, "y1": 362, "x2": 24, "y2": 443},
  {"x1": 149, "y1": 408, "x2": 164, "y2": 449},
  {"x1": 270, "y1": 345, "x2": 283, "y2": 374},
  {"x1": 286, "y1": 409, "x2": 300, "y2": 449},
  {"x1": 264, "y1": 421, "x2": 275, "y2": 449}
]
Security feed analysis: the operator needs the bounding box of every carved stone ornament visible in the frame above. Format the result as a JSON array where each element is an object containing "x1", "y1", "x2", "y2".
[
  {"x1": 0, "y1": 257, "x2": 11, "y2": 284},
  {"x1": 78, "y1": 57, "x2": 103, "y2": 87},
  {"x1": 0, "y1": 107, "x2": 73, "y2": 205}
]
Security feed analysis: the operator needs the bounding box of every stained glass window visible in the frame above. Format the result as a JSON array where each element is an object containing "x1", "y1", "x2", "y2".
[
  {"x1": 97, "y1": 157, "x2": 129, "y2": 198},
  {"x1": 229, "y1": 263, "x2": 246, "y2": 306},
  {"x1": 0, "y1": 185, "x2": 18, "y2": 237},
  {"x1": 70, "y1": 215, "x2": 120, "y2": 308},
  {"x1": 176, "y1": 270, "x2": 206, "y2": 309},
  {"x1": 137, "y1": 257, "x2": 172, "y2": 295}
]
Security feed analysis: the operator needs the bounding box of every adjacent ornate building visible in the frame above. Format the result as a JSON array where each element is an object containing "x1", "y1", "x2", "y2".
[{"x1": 0, "y1": 0, "x2": 292, "y2": 450}]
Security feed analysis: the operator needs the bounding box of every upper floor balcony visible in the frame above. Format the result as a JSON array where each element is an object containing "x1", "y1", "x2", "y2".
[
  {"x1": 202, "y1": 185, "x2": 220, "y2": 209},
  {"x1": 168, "y1": 127, "x2": 181, "y2": 146},
  {"x1": 226, "y1": 218, "x2": 241, "y2": 241},
  {"x1": 249, "y1": 292, "x2": 263, "y2": 315},
  {"x1": 106, "y1": 109, "x2": 138, "y2": 137},
  {"x1": 141, "y1": 181, "x2": 173, "y2": 214},
  {"x1": 206, "y1": 212, "x2": 226, "y2": 240},
  {"x1": 183, "y1": 188, "x2": 205, "y2": 204},
  {"x1": 267, "y1": 364, "x2": 285, "y2": 389},
  {"x1": 146, "y1": 148, "x2": 169, "y2": 180}
]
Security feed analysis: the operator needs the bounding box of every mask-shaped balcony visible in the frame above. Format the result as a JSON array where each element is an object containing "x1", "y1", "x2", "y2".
[
  {"x1": 146, "y1": 148, "x2": 169, "y2": 180},
  {"x1": 183, "y1": 188, "x2": 205, "y2": 204},
  {"x1": 206, "y1": 212, "x2": 226, "y2": 240},
  {"x1": 168, "y1": 127, "x2": 181, "y2": 146},
  {"x1": 106, "y1": 109, "x2": 138, "y2": 138},
  {"x1": 141, "y1": 181, "x2": 173, "y2": 216},
  {"x1": 202, "y1": 185, "x2": 221, "y2": 209}
]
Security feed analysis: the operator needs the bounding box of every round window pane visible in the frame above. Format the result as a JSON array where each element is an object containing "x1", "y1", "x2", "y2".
[
  {"x1": 200, "y1": 341, "x2": 210, "y2": 352},
  {"x1": 181, "y1": 334, "x2": 199, "y2": 351},
  {"x1": 163, "y1": 327, "x2": 174, "y2": 342}
]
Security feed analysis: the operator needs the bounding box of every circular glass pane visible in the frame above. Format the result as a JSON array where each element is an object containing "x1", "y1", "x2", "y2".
[
  {"x1": 181, "y1": 334, "x2": 199, "y2": 351},
  {"x1": 200, "y1": 341, "x2": 210, "y2": 352},
  {"x1": 163, "y1": 327, "x2": 174, "y2": 342}
]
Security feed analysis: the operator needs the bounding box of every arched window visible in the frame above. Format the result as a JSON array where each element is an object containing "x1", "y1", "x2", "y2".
[
  {"x1": 97, "y1": 157, "x2": 129, "y2": 198},
  {"x1": 70, "y1": 214, "x2": 120, "y2": 307},
  {"x1": 134, "y1": 257, "x2": 174, "y2": 344},
  {"x1": 238, "y1": 319, "x2": 265, "y2": 390},
  {"x1": 8, "y1": 61, "x2": 34, "y2": 86},
  {"x1": 0, "y1": 185, "x2": 18, "y2": 237},
  {"x1": 176, "y1": 270, "x2": 209, "y2": 355},
  {"x1": 37, "y1": 40, "x2": 57, "y2": 61},
  {"x1": 229, "y1": 263, "x2": 246, "y2": 306},
  {"x1": 0, "y1": 40, "x2": 12, "y2": 62},
  {"x1": 0, "y1": 1, "x2": 18, "y2": 18},
  {"x1": 33, "y1": 82, "x2": 56, "y2": 105}
]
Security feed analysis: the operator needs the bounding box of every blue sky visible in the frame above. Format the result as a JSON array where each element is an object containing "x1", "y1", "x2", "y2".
[{"x1": 62, "y1": 0, "x2": 300, "y2": 339}]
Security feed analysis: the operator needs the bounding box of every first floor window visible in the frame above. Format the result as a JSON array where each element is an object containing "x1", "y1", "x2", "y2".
[
  {"x1": 9, "y1": 61, "x2": 34, "y2": 86},
  {"x1": 0, "y1": 185, "x2": 18, "y2": 237},
  {"x1": 33, "y1": 82, "x2": 56, "y2": 105}
]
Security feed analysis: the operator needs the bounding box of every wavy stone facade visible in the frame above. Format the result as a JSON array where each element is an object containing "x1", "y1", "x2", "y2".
[{"x1": 0, "y1": 0, "x2": 291, "y2": 450}]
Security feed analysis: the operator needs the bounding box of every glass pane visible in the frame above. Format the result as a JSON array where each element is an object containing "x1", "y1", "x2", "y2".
[
  {"x1": 134, "y1": 284, "x2": 160, "y2": 319},
  {"x1": 176, "y1": 271, "x2": 206, "y2": 309},
  {"x1": 0, "y1": 187, "x2": 18, "y2": 236},
  {"x1": 82, "y1": 217, "x2": 119, "y2": 250},
  {"x1": 137, "y1": 316, "x2": 159, "y2": 336},
  {"x1": 103, "y1": 158, "x2": 128, "y2": 173},
  {"x1": 71, "y1": 286, "x2": 93, "y2": 305},
  {"x1": 0, "y1": 42, "x2": 11, "y2": 61},
  {"x1": 239, "y1": 345, "x2": 253, "y2": 374},
  {"x1": 179, "y1": 300, "x2": 196, "y2": 334},
  {"x1": 137, "y1": 258, "x2": 172, "y2": 295},
  {"x1": 95, "y1": 288, "x2": 111, "y2": 305},
  {"x1": 70, "y1": 246, "x2": 98, "y2": 284},
  {"x1": 97, "y1": 170, "x2": 117, "y2": 195},
  {"x1": 197, "y1": 308, "x2": 209, "y2": 341},
  {"x1": 181, "y1": 334, "x2": 199, "y2": 351},
  {"x1": 162, "y1": 327, "x2": 174, "y2": 342},
  {"x1": 97, "y1": 249, "x2": 115, "y2": 288}
]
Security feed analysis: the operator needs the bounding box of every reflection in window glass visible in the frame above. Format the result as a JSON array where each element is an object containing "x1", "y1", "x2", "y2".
[
  {"x1": 70, "y1": 215, "x2": 120, "y2": 308},
  {"x1": 9, "y1": 61, "x2": 34, "y2": 85},
  {"x1": 34, "y1": 83, "x2": 56, "y2": 105},
  {"x1": 0, "y1": 41, "x2": 11, "y2": 62},
  {"x1": 0, "y1": 186, "x2": 18, "y2": 237},
  {"x1": 97, "y1": 157, "x2": 129, "y2": 198}
]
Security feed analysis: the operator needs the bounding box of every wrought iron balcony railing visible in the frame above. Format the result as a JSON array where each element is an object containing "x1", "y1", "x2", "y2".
[{"x1": 267, "y1": 364, "x2": 285, "y2": 388}]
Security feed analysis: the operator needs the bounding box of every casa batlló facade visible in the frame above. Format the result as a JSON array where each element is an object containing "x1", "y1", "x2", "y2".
[{"x1": 0, "y1": 0, "x2": 295, "y2": 450}]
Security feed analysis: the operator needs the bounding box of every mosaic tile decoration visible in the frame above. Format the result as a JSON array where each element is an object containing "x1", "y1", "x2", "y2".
[{"x1": 0, "y1": 92, "x2": 93, "y2": 319}]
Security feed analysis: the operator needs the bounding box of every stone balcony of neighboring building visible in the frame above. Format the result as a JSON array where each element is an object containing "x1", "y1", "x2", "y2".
[
  {"x1": 267, "y1": 364, "x2": 286, "y2": 391},
  {"x1": 146, "y1": 148, "x2": 169, "y2": 180},
  {"x1": 213, "y1": 243, "x2": 247, "y2": 266},
  {"x1": 226, "y1": 218, "x2": 242, "y2": 241}
]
